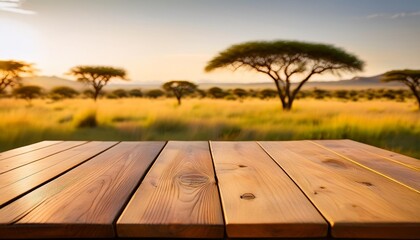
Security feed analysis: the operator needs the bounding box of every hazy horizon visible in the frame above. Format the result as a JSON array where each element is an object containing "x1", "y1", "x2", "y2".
[{"x1": 1, "y1": 0, "x2": 420, "y2": 83}]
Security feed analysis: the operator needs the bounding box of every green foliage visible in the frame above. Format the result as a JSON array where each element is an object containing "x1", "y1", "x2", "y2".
[
  {"x1": 382, "y1": 70, "x2": 420, "y2": 109},
  {"x1": 145, "y1": 89, "x2": 165, "y2": 99},
  {"x1": 50, "y1": 86, "x2": 79, "y2": 100},
  {"x1": 128, "y1": 89, "x2": 143, "y2": 98},
  {"x1": 259, "y1": 89, "x2": 277, "y2": 99},
  {"x1": 69, "y1": 65, "x2": 127, "y2": 101},
  {"x1": 112, "y1": 89, "x2": 128, "y2": 98},
  {"x1": 0, "y1": 60, "x2": 34, "y2": 91},
  {"x1": 162, "y1": 80, "x2": 197, "y2": 105},
  {"x1": 13, "y1": 85, "x2": 43, "y2": 102},
  {"x1": 205, "y1": 40, "x2": 364, "y2": 110},
  {"x1": 232, "y1": 88, "x2": 248, "y2": 98},
  {"x1": 82, "y1": 89, "x2": 95, "y2": 99},
  {"x1": 334, "y1": 90, "x2": 349, "y2": 99},
  {"x1": 207, "y1": 87, "x2": 227, "y2": 99}
]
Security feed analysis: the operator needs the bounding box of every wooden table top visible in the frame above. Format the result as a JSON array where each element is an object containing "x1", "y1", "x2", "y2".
[{"x1": 0, "y1": 140, "x2": 419, "y2": 239}]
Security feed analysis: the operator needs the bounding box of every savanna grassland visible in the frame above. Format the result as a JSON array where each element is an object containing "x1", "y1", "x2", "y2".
[{"x1": 1, "y1": 98, "x2": 419, "y2": 158}]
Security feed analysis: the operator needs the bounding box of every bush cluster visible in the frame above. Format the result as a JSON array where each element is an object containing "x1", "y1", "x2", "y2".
[{"x1": 0, "y1": 85, "x2": 413, "y2": 102}]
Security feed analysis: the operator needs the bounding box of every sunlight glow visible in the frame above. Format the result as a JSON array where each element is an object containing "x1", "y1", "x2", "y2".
[{"x1": 0, "y1": 0, "x2": 36, "y2": 14}]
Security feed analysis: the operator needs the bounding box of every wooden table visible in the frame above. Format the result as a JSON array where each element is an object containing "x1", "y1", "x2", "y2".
[{"x1": 0, "y1": 140, "x2": 419, "y2": 239}]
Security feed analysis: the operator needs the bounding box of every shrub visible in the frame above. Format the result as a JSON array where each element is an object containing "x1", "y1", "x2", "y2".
[
  {"x1": 145, "y1": 89, "x2": 165, "y2": 98},
  {"x1": 112, "y1": 89, "x2": 128, "y2": 98},
  {"x1": 50, "y1": 86, "x2": 79, "y2": 99},
  {"x1": 74, "y1": 110, "x2": 97, "y2": 128},
  {"x1": 128, "y1": 89, "x2": 143, "y2": 97}
]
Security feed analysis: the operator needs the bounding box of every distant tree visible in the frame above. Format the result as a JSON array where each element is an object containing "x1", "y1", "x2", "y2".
[
  {"x1": 0, "y1": 60, "x2": 34, "y2": 92},
  {"x1": 50, "y1": 86, "x2": 78, "y2": 99},
  {"x1": 232, "y1": 88, "x2": 248, "y2": 99},
  {"x1": 381, "y1": 70, "x2": 420, "y2": 110},
  {"x1": 313, "y1": 88, "x2": 329, "y2": 99},
  {"x1": 13, "y1": 85, "x2": 43, "y2": 103},
  {"x1": 112, "y1": 89, "x2": 128, "y2": 98},
  {"x1": 82, "y1": 89, "x2": 94, "y2": 99},
  {"x1": 205, "y1": 40, "x2": 364, "y2": 110},
  {"x1": 162, "y1": 80, "x2": 197, "y2": 105},
  {"x1": 194, "y1": 89, "x2": 207, "y2": 98},
  {"x1": 207, "y1": 87, "x2": 227, "y2": 99},
  {"x1": 334, "y1": 90, "x2": 349, "y2": 99},
  {"x1": 69, "y1": 66, "x2": 127, "y2": 101},
  {"x1": 259, "y1": 88, "x2": 277, "y2": 99},
  {"x1": 146, "y1": 89, "x2": 165, "y2": 99},
  {"x1": 128, "y1": 89, "x2": 143, "y2": 98}
]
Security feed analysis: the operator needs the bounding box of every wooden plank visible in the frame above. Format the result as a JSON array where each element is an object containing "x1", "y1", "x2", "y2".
[
  {"x1": 340, "y1": 139, "x2": 420, "y2": 170},
  {"x1": 0, "y1": 141, "x2": 87, "y2": 174},
  {"x1": 0, "y1": 141, "x2": 117, "y2": 207},
  {"x1": 117, "y1": 141, "x2": 224, "y2": 238},
  {"x1": 210, "y1": 141, "x2": 327, "y2": 238},
  {"x1": 0, "y1": 141, "x2": 62, "y2": 161},
  {"x1": 259, "y1": 141, "x2": 420, "y2": 239},
  {"x1": 312, "y1": 140, "x2": 420, "y2": 192},
  {"x1": 0, "y1": 141, "x2": 165, "y2": 239}
]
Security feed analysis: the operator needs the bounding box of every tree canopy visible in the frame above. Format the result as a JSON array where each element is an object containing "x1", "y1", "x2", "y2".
[
  {"x1": 0, "y1": 60, "x2": 34, "y2": 91},
  {"x1": 381, "y1": 69, "x2": 420, "y2": 110},
  {"x1": 205, "y1": 40, "x2": 364, "y2": 110},
  {"x1": 50, "y1": 86, "x2": 79, "y2": 99},
  {"x1": 13, "y1": 85, "x2": 43, "y2": 103},
  {"x1": 69, "y1": 66, "x2": 127, "y2": 101},
  {"x1": 162, "y1": 80, "x2": 197, "y2": 105}
]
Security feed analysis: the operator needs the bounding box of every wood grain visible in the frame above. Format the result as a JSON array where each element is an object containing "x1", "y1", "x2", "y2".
[
  {"x1": 0, "y1": 141, "x2": 86, "y2": 174},
  {"x1": 210, "y1": 141, "x2": 327, "y2": 238},
  {"x1": 0, "y1": 142, "x2": 165, "y2": 239},
  {"x1": 312, "y1": 140, "x2": 420, "y2": 192},
  {"x1": 0, "y1": 141, "x2": 117, "y2": 207},
  {"x1": 340, "y1": 139, "x2": 420, "y2": 170},
  {"x1": 117, "y1": 141, "x2": 224, "y2": 238},
  {"x1": 259, "y1": 141, "x2": 420, "y2": 239},
  {"x1": 0, "y1": 141, "x2": 62, "y2": 161}
]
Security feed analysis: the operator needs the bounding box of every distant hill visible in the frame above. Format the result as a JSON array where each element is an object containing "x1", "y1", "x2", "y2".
[
  {"x1": 197, "y1": 74, "x2": 404, "y2": 90},
  {"x1": 21, "y1": 76, "x2": 87, "y2": 91},
  {"x1": 20, "y1": 74, "x2": 404, "y2": 91}
]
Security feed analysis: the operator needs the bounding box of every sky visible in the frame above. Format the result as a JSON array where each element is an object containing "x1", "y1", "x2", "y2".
[{"x1": 1, "y1": 0, "x2": 419, "y2": 83}]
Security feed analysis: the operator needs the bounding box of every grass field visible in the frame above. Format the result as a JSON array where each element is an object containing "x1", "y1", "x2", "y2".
[{"x1": 0, "y1": 98, "x2": 419, "y2": 158}]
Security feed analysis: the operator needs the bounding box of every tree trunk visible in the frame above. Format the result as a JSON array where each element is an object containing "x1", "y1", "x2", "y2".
[
  {"x1": 283, "y1": 98, "x2": 294, "y2": 111},
  {"x1": 414, "y1": 91, "x2": 420, "y2": 110},
  {"x1": 176, "y1": 96, "x2": 181, "y2": 105},
  {"x1": 93, "y1": 90, "x2": 100, "y2": 101},
  {"x1": 273, "y1": 79, "x2": 288, "y2": 110},
  {"x1": 407, "y1": 85, "x2": 420, "y2": 110}
]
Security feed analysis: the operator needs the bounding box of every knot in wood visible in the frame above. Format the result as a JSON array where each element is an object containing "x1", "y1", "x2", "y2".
[
  {"x1": 178, "y1": 173, "x2": 209, "y2": 187},
  {"x1": 322, "y1": 159, "x2": 347, "y2": 169},
  {"x1": 240, "y1": 193, "x2": 256, "y2": 200}
]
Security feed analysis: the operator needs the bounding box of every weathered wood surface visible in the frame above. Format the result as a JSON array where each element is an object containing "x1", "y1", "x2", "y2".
[
  {"x1": 0, "y1": 140, "x2": 418, "y2": 239},
  {"x1": 312, "y1": 140, "x2": 420, "y2": 192},
  {"x1": 259, "y1": 141, "x2": 420, "y2": 239},
  {"x1": 117, "y1": 141, "x2": 224, "y2": 238},
  {"x1": 0, "y1": 141, "x2": 62, "y2": 161},
  {"x1": 211, "y1": 141, "x2": 327, "y2": 238},
  {"x1": 0, "y1": 141, "x2": 86, "y2": 174},
  {"x1": 0, "y1": 141, "x2": 117, "y2": 207},
  {"x1": 0, "y1": 142, "x2": 165, "y2": 238}
]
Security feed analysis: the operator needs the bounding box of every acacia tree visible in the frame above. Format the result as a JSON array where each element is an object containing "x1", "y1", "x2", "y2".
[
  {"x1": 381, "y1": 70, "x2": 420, "y2": 110},
  {"x1": 13, "y1": 85, "x2": 43, "y2": 103},
  {"x1": 0, "y1": 60, "x2": 34, "y2": 92},
  {"x1": 205, "y1": 40, "x2": 364, "y2": 110},
  {"x1": 162, "y1": 80, "x2": 197, "y2": 105},
  {"x1": 69, "y1": 66, "x2": 127, "y2": 101}
]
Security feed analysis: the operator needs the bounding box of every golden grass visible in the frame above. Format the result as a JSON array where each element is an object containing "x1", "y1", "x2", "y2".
[{"x1": 0, "y1": 98, "x2": 419, "y2": 158}]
